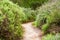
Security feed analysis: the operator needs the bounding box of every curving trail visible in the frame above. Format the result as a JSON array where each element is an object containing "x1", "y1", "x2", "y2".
[{"x1": 22, "y1": 22, "x2": 42, "y2": 40}]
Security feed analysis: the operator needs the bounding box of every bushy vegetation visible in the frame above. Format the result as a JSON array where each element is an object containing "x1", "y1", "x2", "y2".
[
  {"x1": 33, "y1": 0, "x2": 60, "y2": 32},
  {"x1": 22, "y1": 8, "x2": 37, "y2": 23},
  {"x1": 10, "y1": 0, "x2": 48, "y2": 9},
  {"x1": 0, "y1": 0, "x2": 38, "y2": 40},
  {"x1": 0, "y1": 0, "x2": 60, "y2": 40},
  {"x1": 0, "y1": 0, "x2": 24, "y2": 40},
  {"x1": 42, "y1": 33, "x2": 60, "y2": 40},
  {"x1": 33, "y1": 0, "x2": 60, "y2": 40}
]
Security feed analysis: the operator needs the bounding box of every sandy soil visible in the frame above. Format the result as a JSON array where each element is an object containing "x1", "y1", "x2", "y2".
[{"x1": 22, "y1": 22, "x2": 42, "y2": 40}]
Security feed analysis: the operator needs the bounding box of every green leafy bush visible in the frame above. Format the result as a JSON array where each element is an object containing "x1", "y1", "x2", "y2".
[
  {"x1": 22, "y1": 8, "x2": 37, "y2": 23},
  {"x1": 34, "y1": 0, "x2": 60, "y2": 31},
  {"x1": 0, "y1": 0, "x2": 24, "y2": 40},
  {"x1": 42, "y1": 23, "x2": 50, "y2": 32}
]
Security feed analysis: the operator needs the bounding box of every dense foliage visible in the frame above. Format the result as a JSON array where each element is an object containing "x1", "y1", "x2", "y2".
[
  {"x1": 10, "y1": 0, "x2": 48, "y2": 9},
  {"x1": 42, "y1": 33, "x2": 60, "y2": 40},
  {"x1": 22, "y1": 8, "x2": 37, "y2": 23},
  {"x1": 0, "y1": 0, "x2": 24, "y2": 40},
  {"x1": 0, "y1": 0, "x2": 37, "y2": 39},
  {"x1": 0, "y1": 0, "x2": 60, "y2": 40},
  {"x1": 33, "y1": 0, "x2": 60, "y2": 32}
]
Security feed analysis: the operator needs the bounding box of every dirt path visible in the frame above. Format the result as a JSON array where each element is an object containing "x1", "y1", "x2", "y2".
[{"x1": 22, "y1": 22, "x2": 42, "y2": 40}]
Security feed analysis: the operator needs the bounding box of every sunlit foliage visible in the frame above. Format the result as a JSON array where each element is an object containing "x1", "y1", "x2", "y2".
[
  {"x1": 0, "y1": 0, "x2": 24, "y2": 40},
  {"x1": 42, "y1": 33, "x2": 60, "y2": 40}
]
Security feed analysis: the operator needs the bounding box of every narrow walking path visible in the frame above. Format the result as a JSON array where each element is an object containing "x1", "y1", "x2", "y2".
[{"x1": 22, "y1": 22, "x2": 42, "y2": 40}]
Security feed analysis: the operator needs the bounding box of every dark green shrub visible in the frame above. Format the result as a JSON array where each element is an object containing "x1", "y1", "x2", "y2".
[
  {"x1": 0, "y1": 0, "x2": 24, "y2": 40},
  {"x1": 10, "y1": 0, "x2": 48, "y2": 9}
]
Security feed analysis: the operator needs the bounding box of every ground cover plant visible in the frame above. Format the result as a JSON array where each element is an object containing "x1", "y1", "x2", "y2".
[{"x1": 42, "y1": 33, "x2": 60, "y2": 40}]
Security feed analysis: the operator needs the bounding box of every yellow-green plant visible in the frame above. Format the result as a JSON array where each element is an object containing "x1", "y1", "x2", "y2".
[
  {"x1": 42, "y1": 33, "x2": 60, "y2": 40},
  {"x1": 0, "y1": 0, "x2": 24, "y2": 40}
]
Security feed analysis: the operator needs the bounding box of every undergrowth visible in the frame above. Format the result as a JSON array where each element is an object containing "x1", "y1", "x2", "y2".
[
  {"x1": 42, "y1": 33, "x2": 60, "y2": 40},
  {"x1": 33, "y1": 0, "x2": 60, "y2": 32}
]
